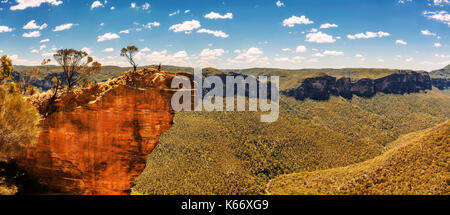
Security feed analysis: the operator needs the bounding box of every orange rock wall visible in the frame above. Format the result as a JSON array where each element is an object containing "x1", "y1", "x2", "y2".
[{"x1": 17, "y1": 70, "x2": 188, "y2": 194}]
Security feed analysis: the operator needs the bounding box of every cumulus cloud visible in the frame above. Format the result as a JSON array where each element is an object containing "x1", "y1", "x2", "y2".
[
  {"x1": 141, "y1": 47, "x2": 151, "y2": 52},
  {"x1": 90, "y1": 1, "x2": 103, "y2": 10},
  {"x1": 234, "y1": 47, "x2": 264, "y2": 63},
  {"x1": 396, "y1": 40, "x2": 407, "y2": 45},
  {"x1": 306, "y1": 32, "x2": 336, "y2": 43},
  {"x1": 323, "y1": 50, "x2": 344, "y2": 56},
  {"x1": 320, "y1": 23, "x2": 338, "y2": 29},
  {"x1": 197, "y1": 29, "x2": 229, "y2": 38},
  {"x1": 53, "y1": 23, "x2": 75, "y2": 31},
  {"x1": 434, "y1": 42, "x2": 442, "y2": 47},
  {"x1": 169, "y1": 10, "x2": 180, "y2": 16},
  {"x1": 282, "y1": 15, "x2": 313, "y2": 27},
  {"x1": 81, "y1": 47, "x2": 92, "y2": 55},
  {"x1": 0, "y1": 25, "x2": 14, "y2": 33},
  {"x1": 169, "y1": 20, "x2": 201, "y2": 34},
  {"x1": 102, "y1": 48, "x2": 114, "y2": 53},
  {"x1": 347, "y1": 31, "x2": 390, "y2": 39},
  {"x1": 204, "y1": 12, "x2": 233, "y2": 19},
  {"x1": 199, "y1": 48, "x2": 225, "y2": 60},
  {"x1": 431, "y1": 0, "x2": 449, "y2": 6},
  {"x1": 23, "y1": 20, "x2": 47, "y2": 30},
  {"x1": 398, "y1": 0, "x2": 412, "y2": 3},
  {"x1": 119, "y1": 29, "x2": 129, "y2": 34},
  {"x1": 143, "y1": 22, "x2": 160, "y2": 29},
  {"x1": 423, "y1": 11, "x2": 450, "y2": 27},
  {"x1": 421, "y1": 29, "x2": 435, "y2": 36},
  {"x1": 434, "y1": 53, "x2": 450, "y2": 58},
  {"x1": 142, "y1": 2, "x2": 150, "y2": 10},
  {"x1": 97, "y1": 32, "x2": 120, "y2": 42},
  {"x1": 276, "y1": 1, "x2": 285, "y2": 7},
  {"x1": 22, "y1": 31, "x2": 41, "y2": 38},
  {"x1": 295, "y1": 45, "x2": 307, "y2": 53},
  {"x1": 40, "y1": 38, "x2": 50, "y2": 43},
  {"x1": 10, "y1": 0, "x2": 62, "y2": 10}
]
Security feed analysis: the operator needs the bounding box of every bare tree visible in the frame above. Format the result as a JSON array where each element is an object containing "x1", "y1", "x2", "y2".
[
  {"x1": 120, "y1": 46, "x2": 139, "y2": 72},
  {"x1": 53, "y1": 49, "x2": 102, "y2": 90}
]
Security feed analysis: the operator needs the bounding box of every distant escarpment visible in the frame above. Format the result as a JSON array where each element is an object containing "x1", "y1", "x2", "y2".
[
  {"x1": 283, "y1": 71, "x2": 448, "y2": 101},
  {"x1": 15, "y1": 68, "x2": 190, "y2": 194}
]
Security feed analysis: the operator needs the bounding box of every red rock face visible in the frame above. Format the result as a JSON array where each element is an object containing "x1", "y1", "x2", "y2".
[{"x1": 17, "y1": 69, "x2": 190, "y2": 195}]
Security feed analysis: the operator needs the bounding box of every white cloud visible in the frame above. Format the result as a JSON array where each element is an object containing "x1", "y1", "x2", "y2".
[
  {"x1": 405, "y1": 57, "x2": 413, "y2": 62},
  {"x1": 378, "y1": 59, "x2": 385, "y2": 62},
  {"x1": 185, "y1": 10, "x2": 190, "y2": 13},
  {"x1": 23, "y1": 20, "x2": 47, "y2": 30},
  {"x1": 347, "y1": 31, "x2": 390, "y2": 39},
  {"x1": 169, "y1": 20, "x2": 201, "y2": 34},
  {"x1": 39, "y1": 44, "x2": 46, "y2": 50},
  {"x1": 423, "y1": 11, "x2": 450, "y2": 27},
  {"x1": 130, "y1": 2, "x2": 136, "y2": 8},
  {"x1": 323, "y1": 50, "x2": 344, "y2": 56},
  {"x1": 432, "y1": 0, "x2": 450, "y2": 6},
  {"x1": 281, "y1": 48, "x2": 292, "y2": 52},
  {"x1": 22, "y1": 31, "x2": 41, "y2": 38},
  {"x1": 313, "y1": 50, "x2": 344, "y2": 57},
  {"x1": 434, "y1": 53, "x2": 450, "y2": 58},
  {"x1": 320, "y1": 23, "x2": 338, "y2": 29},
  {"x1": 204, "y1": 12, "x2": 233, "y2": 19},
  {"x1": 0, "y1": 25, "x2": 14, "y2": 33},
  {"x1": 197, "y1": 29, "x2": 229, "y2": 38},
  {"x1": 91, "y1": 1, "x2": 103, "y2": 10},
  {"x1": 398, "y1": 0, "x2": 412, "y2": 4},
  {"x1": 234, "y1": 47, "x2": 264, "y2": 63},
  {"x1": 97, "y1": 32, "x2": 120, "y2": 42},
  {"x1": 102, "y1": 48, "x2": 114, "y2": 52},
  {"x1": 119, "y1": 29, "x2": 129, "y2": 34},
  {"x1": 282, "y1": 15, "x2": 313, "y2": 27},
  {"x1": 141, "y1": 47, "x2": 151, "y2": 52},
  {"x1": 31, "y1": 49, "x2": 39, "y2": 54},
  {"x1": 10, "y1": 0, "x2": 63, "y2": 10},
  {"x1": 199, "y1": 48, "x2": 225, "y2": 59},
  {"x1": 53, "y1": 23, "x2": 75, "y2": 31},
  {"x1": 276, "y1": 1, "x2": 285, "y2": 7},
  {"x1": 295, "y1": 45, "x2": 307, "y2": 53},
  {"x1": 143, "y1": 22, "x2": 160, "y2": 29},
  {"x1": 110, "y1": 6, "x2": 115, "y2": 10},
  {"x1": 312, "y1": 53, "x2": 324, "y2": 57},
  {"x1": 396, "y1": 40, "x2": 407, "y2": 45},
  {"x1": 274, "y1": 57, "x2": 293, "y2": 63},
  {"x1": 40, "y1": 38, "x2": 50, "y2": 43},
  {"x1": 421, "y1": 29, "x2": 437, "y2": 36},
  {"x1": 169, "y1": 10, "x2": 180, "y2": 16},
  {"x1": 306, "y1": 32, "x2": 336, "y2": 43},
  {"x1": 142, "y1": 2, "x2": 150, "y2": 10},
  {"x1": 434, "y1": 42, "x2": 442, "y2": 47},
  {"x1": 81, "y1": 47, "x2": 92, "y2": 55},
  {"x1": 355, "y1": 54, "x2": 364, "y2": 58}
]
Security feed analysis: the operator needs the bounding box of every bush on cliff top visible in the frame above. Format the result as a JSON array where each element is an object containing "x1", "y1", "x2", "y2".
[{"x1": 0, "y1": 83, "x2": 40, "y2": 159}]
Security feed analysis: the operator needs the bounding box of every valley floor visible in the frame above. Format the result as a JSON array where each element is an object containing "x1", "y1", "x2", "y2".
[{"x1": 132, "y1": 89, "x2": 450, "y2": 195}]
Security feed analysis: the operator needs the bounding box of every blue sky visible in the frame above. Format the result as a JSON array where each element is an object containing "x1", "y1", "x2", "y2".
[{"x1": 0, "y1": 0, "x2": 449, "y2": 70}]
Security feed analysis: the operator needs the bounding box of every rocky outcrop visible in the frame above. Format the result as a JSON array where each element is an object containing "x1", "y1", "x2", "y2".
[
  {"x1": 432, "y1": 78, "x2": 450, "y2": 90},
  {"x1": 15, "y1": 68, "x2": 191, "y2": 194},
  {"x1": 283, "y1": 71, "x2": 434, "y2": 100}
]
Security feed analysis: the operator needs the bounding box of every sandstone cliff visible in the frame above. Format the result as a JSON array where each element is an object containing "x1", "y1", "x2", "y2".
[
  {"x1": 16, "y1": 68, "x2": 189, "y2": 194},
  {"x1": 282, "y1": 71, "x2": 443, "y2": 101}
]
